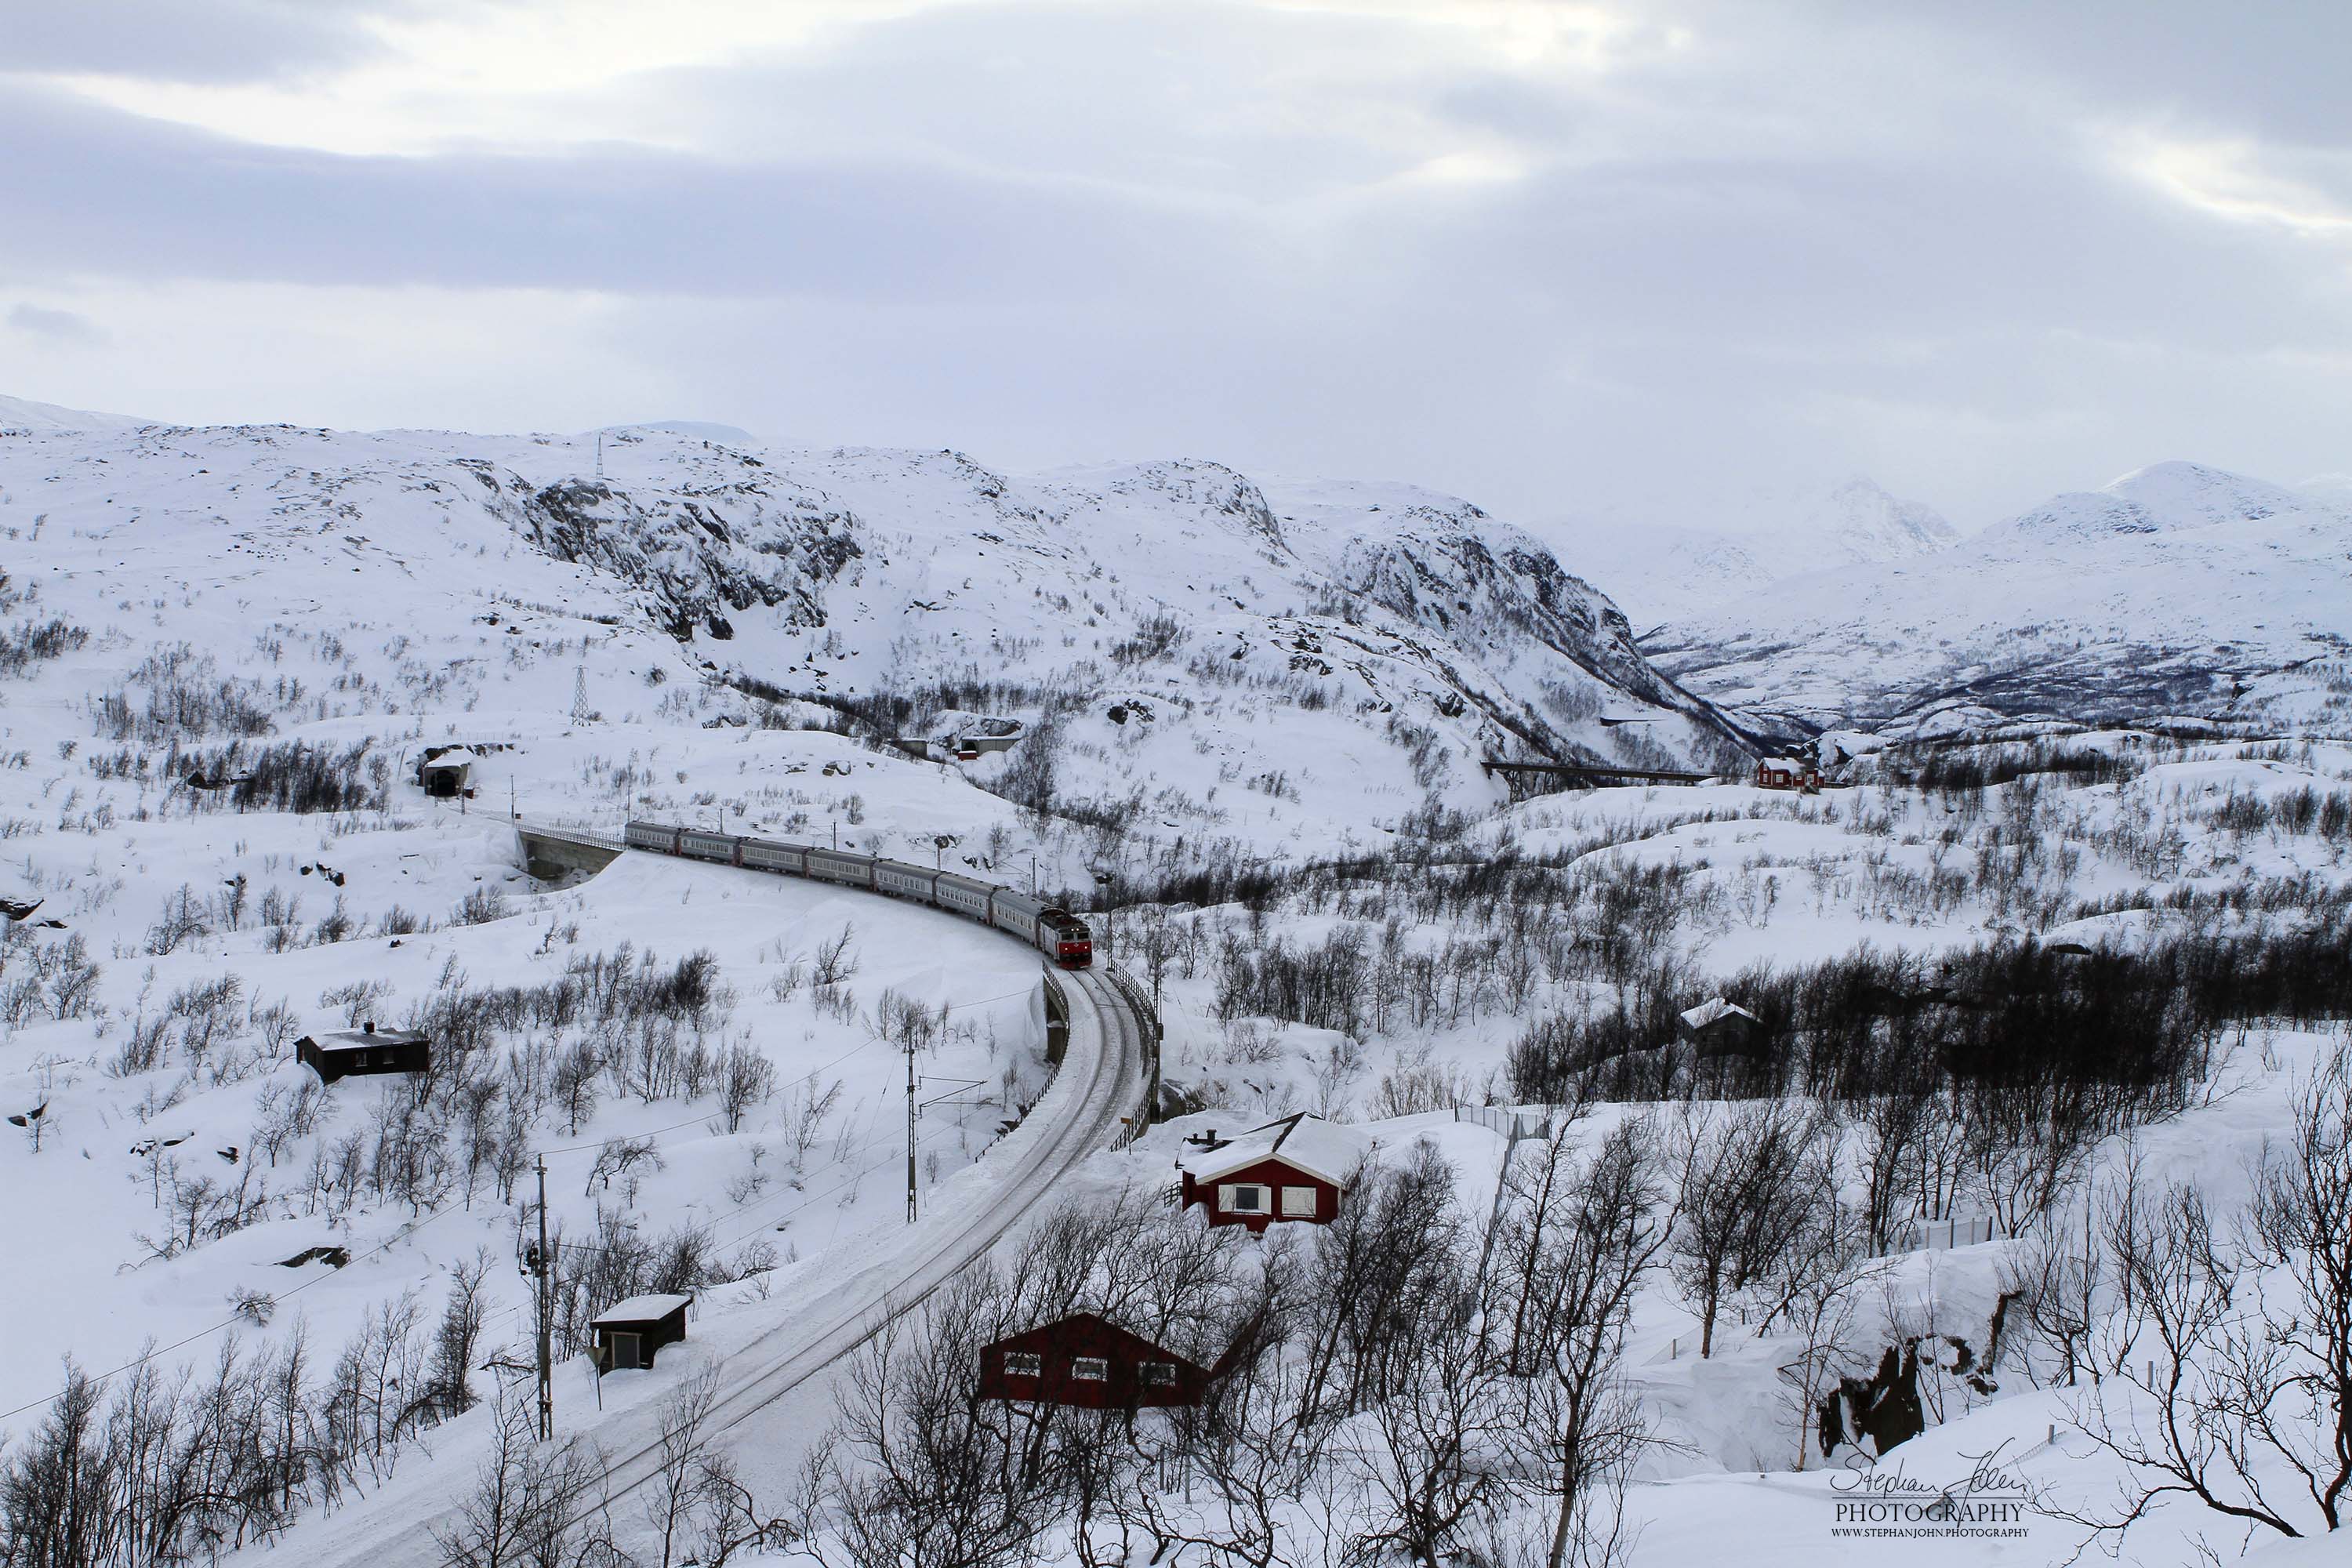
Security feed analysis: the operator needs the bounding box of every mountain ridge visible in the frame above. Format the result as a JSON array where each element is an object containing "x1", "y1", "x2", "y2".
[{"x1": 1642, "y1": 459, "x2": 2352, "y2": 739}]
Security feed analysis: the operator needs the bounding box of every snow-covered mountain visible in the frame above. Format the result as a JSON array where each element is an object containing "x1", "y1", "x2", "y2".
[
  {"x1": 1642, "y1": 461, "x2": 2352, "y2": 738},
  {"x1": 0, "y1": 391, "x2": 151, "y2": 434},
  {"x1": 1548, "y1": 476, "x2": 1959, "y2": 628},
  {"x1": 0, "y1": 412, "x2": 1750, "y2": 873}
]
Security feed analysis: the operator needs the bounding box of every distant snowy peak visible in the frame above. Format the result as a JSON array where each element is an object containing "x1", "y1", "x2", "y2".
[
  {"x1": 1643, "y1": 458, "x2": 2352, "y2": 739},
  {"x1": 0, "y1": 391, "x2": 151, "y2": 434},
  {"x1": 602, "y1": 419, "x2": 760, "y2": 445},
  {"x1": 1540, "y1": 475, "x2": 1953, "y2": 629},
  {"x1": 1998, "y1": 461, "x2": 2343, "y2": 543},
  {"x1": 1806, "y1": 476, "x2": 1960, "y2": 565}
]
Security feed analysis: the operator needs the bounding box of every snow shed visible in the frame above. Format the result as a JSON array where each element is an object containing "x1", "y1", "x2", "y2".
[
  {"x1": 295, "y1": 1023, "x2": 431, "y2": 1085},
  {"x1": 593, "y1": 1294, "x2": 692, "y2": 1371},
  {"x1": 416, "y1": 746, "x2": 477, "y2": 798}
]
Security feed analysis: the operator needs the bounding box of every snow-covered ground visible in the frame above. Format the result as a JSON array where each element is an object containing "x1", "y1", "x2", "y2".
[{"x1": 2, "y1": 406, "x2": 2348, "y2": 1568}]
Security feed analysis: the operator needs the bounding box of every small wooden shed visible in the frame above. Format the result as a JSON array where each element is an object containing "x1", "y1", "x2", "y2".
[
  {"x1": 295, "y1": 1022, "x2": 431, "y2": 1085},
  {"x1": 593, "y1": 1294, "x2": 692, "y2": 1372},
  {"x1": 1676, "y1": 997, "x2": 1761, "y2": 1059},
  {"x1": 1178, "y1": 1113, "x2": 1370, "y2": 1232},
  {"x1": 976, "y1": 1312, "x2": 1213, "y2": 1409}
]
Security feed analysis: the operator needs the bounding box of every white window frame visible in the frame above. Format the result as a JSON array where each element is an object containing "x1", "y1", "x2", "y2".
[
  {"x1": 1280, "y1": 1185, "x2": 1319, "y2": 1218},
  {"x1": 1221, "y1": 1183, "x2": 1269, "y2": 1214},
  {"x1": 1002, "y1": 1351, "x2": 1041, "y2": 1377},
  {"x1": 1071, "y1": 1356, "x2": 1109, "y2": 1381}
]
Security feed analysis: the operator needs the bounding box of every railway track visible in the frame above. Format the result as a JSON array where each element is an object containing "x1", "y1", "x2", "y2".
[{"x1": 266, "y1": 851, "x2": 1152, "y2": 1568}]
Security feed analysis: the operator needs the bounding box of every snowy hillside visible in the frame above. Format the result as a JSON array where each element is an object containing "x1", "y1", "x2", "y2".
[
  {"x1": 0, "y1": 393, "x2": 151, "y2": 435},
  {"x1": 1643, "y1": 461, "x2": 2352, "y2": 738},
  {"x1": 1548, "y1": 476, "x2": 1958, "y2": 629},
  {"x1": 0, "y1": 416, "x2": 1750, "y2": 880}
]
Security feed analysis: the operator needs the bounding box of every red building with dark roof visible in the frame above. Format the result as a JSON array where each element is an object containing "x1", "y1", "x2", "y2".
[{"x1": 975, "y1": 1312, "x2": 1214, "y2": 1409}]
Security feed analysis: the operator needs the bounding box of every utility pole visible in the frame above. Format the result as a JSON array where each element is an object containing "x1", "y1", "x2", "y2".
[
  {"x1": 534, "y1": 1155, "x2": 554, "y2": 1440},
  {"x1": 905, "y1": 1037, "x2": 919, "y2": 1225}
]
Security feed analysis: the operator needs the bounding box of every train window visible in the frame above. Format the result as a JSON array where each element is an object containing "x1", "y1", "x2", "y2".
[
  {"x1": 1002, "y1": 1352, "x2": 1041, "y2": 1377},
  {"x1": 1071, "y1": 1357, "x2": 1109, "y2": 1381}
]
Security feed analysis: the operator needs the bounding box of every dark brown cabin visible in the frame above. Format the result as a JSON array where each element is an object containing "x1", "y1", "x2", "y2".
[
  {"x1": 593, "y1": 1294, "x2": 692, "y2": 1371},
  {"x1": 976, "y1": 1311, "x2": 1211, "y2": 1409},
  {"x1": 295, "y1": 1022, "x2": 431, "y2": 1085},
  {"x1": 1675, "y1": 998, "x2": 1761, "y2": 1060}
]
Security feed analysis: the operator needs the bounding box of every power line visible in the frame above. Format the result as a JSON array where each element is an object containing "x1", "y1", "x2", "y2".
[
  {"x1": 528, "y1": 982, "x2": 1029, "y2": 1159},
  {"x1": 0, "y1": 1192, "x2": 472, "y2": 1424},
  {"x1": 2, "y1": 981, "x2": 1040, "y2": 1425}
]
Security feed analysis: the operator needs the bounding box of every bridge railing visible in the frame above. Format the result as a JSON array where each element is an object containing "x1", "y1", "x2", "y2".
[
  {"x1": 1104, "y1": 963, "x2": 1161, "y2": 1150},
  {"x1": 516, "y1": 815, "x2": 630, "y2": 851}
]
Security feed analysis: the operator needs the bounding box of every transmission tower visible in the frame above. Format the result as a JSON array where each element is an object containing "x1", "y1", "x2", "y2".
[{"x1": 570, "y1": 661, "x2": 592, "y2": 725}]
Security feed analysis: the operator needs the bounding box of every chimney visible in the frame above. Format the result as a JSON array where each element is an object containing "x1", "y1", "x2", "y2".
[{"x1": 363, "y1": 1020, "x2": 376, "y2": 1034}]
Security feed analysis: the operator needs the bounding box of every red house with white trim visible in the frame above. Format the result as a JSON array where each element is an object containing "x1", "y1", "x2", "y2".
[
  {"x1": 1755, "y1": 757, "x2": 1822, "y2": 793},
  {"x1": 1178, "y1": 1112, "x2": 1370, "y2": 1232}
]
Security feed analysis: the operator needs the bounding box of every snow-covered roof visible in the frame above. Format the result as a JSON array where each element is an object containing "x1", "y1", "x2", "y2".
[
  {"x1": 592, "y1": 1293, "x2": 692, "y2": 1326},
  {"x1": 423, "y1": 747, "x2": 479, "y2": 768},
  {"x1": 1679, "y1": 997, "x2": 1759, "y2": 1031},
  {"x1": 1179, "y1": 1113, "x2": 1372, "y2": 1188},
  {"x1": 1758, "y1": 757, "x2": 1808, "y2": 771}
]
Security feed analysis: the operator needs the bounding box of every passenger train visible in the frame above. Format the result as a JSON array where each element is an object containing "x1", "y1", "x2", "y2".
[{"x1": 622, "y1": 820, "x2": 1094, "y2": 968}]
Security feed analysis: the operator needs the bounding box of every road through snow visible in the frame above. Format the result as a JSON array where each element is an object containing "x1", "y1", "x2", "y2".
[{"x1": 249, "y1": 863, "x2": 1150, "y2": 1568}]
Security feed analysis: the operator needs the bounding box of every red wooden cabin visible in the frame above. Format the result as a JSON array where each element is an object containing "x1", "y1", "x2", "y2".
[
  {"x1": 976, "y1": 1312, "x2": 1213, "y2": 1408},
  {"x1": 1178, "y1": 1113, "x2": 1370, "y2": 1232},
  {"x1": 1755, "y1": 757, "x2": 1822, "y2": 793}
]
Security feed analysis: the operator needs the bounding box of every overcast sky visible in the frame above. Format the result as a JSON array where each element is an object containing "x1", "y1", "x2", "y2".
[{"x1": 4, "y1": 0, "x2": 2347, "y2": 532}]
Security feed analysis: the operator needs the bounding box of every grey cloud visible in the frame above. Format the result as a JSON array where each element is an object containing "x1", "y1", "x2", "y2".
[
  {"x1": 7, "y1": 304, "x2": 105, "y2": 344},
  {"x1": 6, "y1": 2, "x2": 414, "y2": 85},
  {"x1": 1828, "y1": 0, "x2": 2352, "y2": 147},
  {"x1": 0, "y1": 0, "x2": 2344, "y2": 535},
  {"x1": 0, "y1": 87, "x2": 1233, "y2": 303}
]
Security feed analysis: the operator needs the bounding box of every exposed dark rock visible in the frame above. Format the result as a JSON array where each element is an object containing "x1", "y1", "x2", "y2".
[
  {"x1": 1824, "y1": 1344, "x2": 1927, "y2": 1457},
  {"x1": 277, "y1": 1245, "x2": 351, "y2": 1269}
]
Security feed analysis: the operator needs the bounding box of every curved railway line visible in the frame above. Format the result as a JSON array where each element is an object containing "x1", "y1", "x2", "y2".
[{"x1": 276, "y1": 822, "x2": 1157, "y2": 1568}]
